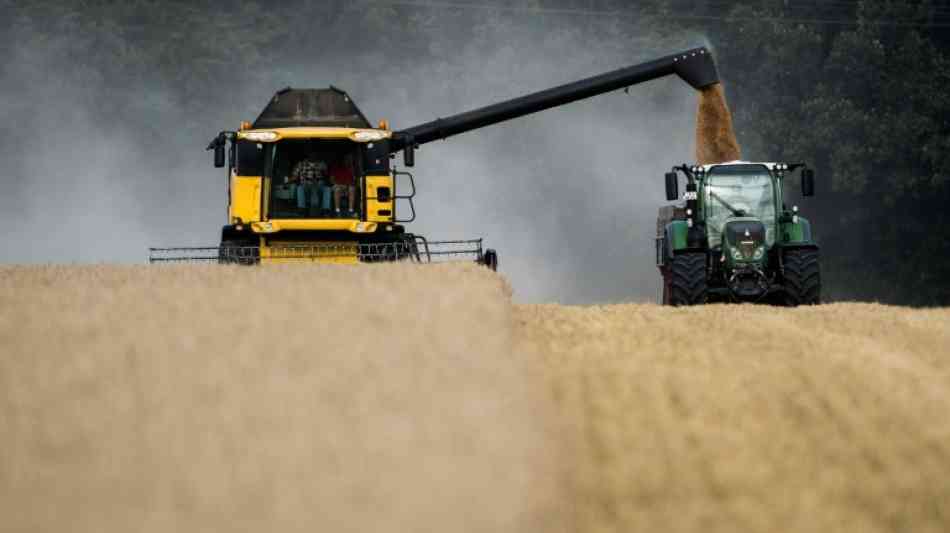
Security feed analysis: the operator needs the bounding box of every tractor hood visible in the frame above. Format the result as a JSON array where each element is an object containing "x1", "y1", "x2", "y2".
[
  {"x1": 722, "y1": 217, "x2": 767, "y2": 263},
  {"x1": 721, "y1": 217, "x2": 770, "y2": 299}
]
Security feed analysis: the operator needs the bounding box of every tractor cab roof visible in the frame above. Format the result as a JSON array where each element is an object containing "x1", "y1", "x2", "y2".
[{"x1": 252, "y1": 87, "x2": 372, "y2": 129}]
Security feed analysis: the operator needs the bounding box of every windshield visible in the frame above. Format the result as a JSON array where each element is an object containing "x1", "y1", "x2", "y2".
[
  {"x1": 268, "y1": 139, "x2": 362, "y2": 219},
  {"x1": 704, "y1": 165, "x2": 776, "y2": 247}
]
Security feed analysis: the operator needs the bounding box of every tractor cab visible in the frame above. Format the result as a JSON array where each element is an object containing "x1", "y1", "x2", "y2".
[{"x1": 702, "y1": 164, "x2": 777, "y2": 251}]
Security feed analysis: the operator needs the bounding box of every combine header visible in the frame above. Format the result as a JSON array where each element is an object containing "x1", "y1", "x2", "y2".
[{"x1": 150, "y1": 48, "x2": 720, "y2": 267}]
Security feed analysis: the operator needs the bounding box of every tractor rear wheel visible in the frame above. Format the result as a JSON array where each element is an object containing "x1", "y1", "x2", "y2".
[
  {"x1": 782, "y1": 248, "x2": 821, "y2": 306},
  {"x1": 668, "y1": 252, "x2": 707, "y2": 306}
]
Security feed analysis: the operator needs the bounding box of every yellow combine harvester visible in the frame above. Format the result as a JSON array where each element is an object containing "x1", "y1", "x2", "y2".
[
  {"x1": 151, "y1": 87, "x2": 494, "y2": 267},
  {"x1": 149, "y1": 48, "x2": 719, "y2": 267}
]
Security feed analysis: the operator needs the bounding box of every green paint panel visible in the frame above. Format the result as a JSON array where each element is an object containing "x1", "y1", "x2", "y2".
[
  {"x1": 669, "y1": 220, "x2": 689, "y2": 251},
  {"x1": 781, "y1": 216, "x2": 812, "y2": 244}
]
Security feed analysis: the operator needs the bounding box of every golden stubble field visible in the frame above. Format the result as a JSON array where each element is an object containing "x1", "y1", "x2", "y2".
[
  {"x1": 2, "y1": 264, "x2": 950, "y2": 533},
  {"x1": 0, "y1": 264, "x2": 566, "y2": 533}
]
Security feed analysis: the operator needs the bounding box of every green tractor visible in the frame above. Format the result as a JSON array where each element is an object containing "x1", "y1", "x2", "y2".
[{"x1": 656, "y1": 162, "x2": 820, "y2": 306}]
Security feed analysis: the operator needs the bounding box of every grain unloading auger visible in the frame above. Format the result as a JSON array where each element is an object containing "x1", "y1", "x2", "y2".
[{"x1": 149, "y1": 48, "x2": 719, "y2": 267}]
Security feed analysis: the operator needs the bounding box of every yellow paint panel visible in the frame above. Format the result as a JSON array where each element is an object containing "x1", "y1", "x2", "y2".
[
  {"x1": 251, "y1": 220, "x2": 376, "y2": 233},
  {"x1": 230, "y1": 176, "x2": 261, "y2": 223},
  {"x1": 365, "y1": 174, "x2": 394, "y2": 223},
  {"x1": 259, "y1": 242, "x2": 359, "y2": 265}
]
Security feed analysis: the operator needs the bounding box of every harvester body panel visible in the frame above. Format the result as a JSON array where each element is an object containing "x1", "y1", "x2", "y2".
[{"x1": 230, "y1": 175, "x2": 262, "y2": 225}]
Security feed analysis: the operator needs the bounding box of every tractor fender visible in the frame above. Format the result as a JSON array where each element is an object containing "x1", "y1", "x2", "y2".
[
  {"x1": 664, "y1": 220, "x2": 688, "y2": 259},
  {"x1": 779, "y1": 215, "x2": 814, "y2": 245},
  {"x1": 664, "y1": 220, "x2": 706, "y2": 260}
]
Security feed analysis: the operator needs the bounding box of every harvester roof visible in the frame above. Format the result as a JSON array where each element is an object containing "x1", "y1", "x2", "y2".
[{"x1": 252, "y1": 87, "x2": 372, "y2": 129}]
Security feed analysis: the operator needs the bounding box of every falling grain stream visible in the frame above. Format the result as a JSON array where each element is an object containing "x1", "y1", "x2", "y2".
[{"x1": 696, "y1": 83, "x2": 742, "y2": 165}]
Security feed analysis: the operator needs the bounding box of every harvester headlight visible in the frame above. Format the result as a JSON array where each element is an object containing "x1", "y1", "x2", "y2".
[
  {"x1": 251, "y1": 221, "x2": 277, "y2": 233},
  {"x1": 242, "y1": 131, "x2": 279, "y2": 142},
  {"x1": 351, "y1": 130, "x2": 388, "y2": 142},
  {"x1": 352, "y1": 221, "x2": 378, "y2": 233}
]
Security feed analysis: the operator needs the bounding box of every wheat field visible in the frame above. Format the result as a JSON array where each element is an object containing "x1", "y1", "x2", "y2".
[{"x1": 2, "y1": 264, "x2": 950, "y2": 532}]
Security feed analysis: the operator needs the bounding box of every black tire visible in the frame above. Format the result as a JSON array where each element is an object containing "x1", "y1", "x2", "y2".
[
  {"x1": 782, "y1": 248, "x2": 821, "y2": 306},
  {"x1": 481, "y1": 249, "x2": 498, "y2": 271},
  {"x1": 668, "y1": 252, "x2": 707, "y2": 306},
  {"x1": 218, "y1": 239, "x2": 258, "y2": 265}
]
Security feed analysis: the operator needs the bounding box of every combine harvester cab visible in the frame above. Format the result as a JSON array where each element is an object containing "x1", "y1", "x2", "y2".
[{"x1": 656, "y1": 162, "x2": 820, "y2": 306}]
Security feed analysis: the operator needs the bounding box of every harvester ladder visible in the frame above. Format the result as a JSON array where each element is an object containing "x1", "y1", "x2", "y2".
[{"x1": 393, "y1": 170, "x2": 417, "y2": 223}]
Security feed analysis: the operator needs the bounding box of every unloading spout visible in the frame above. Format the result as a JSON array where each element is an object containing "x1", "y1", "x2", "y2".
[
  {"x1": 672, "y1": 48, "x2": 719, "y2": 90},
  {"x1": 392, "y1": 47, "x2": 719, "y2": 151}
]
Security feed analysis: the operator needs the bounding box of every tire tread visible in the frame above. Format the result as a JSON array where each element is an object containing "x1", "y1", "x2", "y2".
[
  {"x1": 668, "y1": 252, "x2": 707, "y2": 306},
  {"x1": 782, "y1": 248, "x2": 821, "y2": 306}
]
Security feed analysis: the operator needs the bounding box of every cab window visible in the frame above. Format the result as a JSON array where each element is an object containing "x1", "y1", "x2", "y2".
[
  {"x1": 236, "y1": 140, "x2": 264, "y2": 176},
  {"x1": 268, "y1": 139, "x2": 363, "y2": 219}
]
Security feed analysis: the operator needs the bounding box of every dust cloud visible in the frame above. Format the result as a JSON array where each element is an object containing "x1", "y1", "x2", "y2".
[{"x1": 0, "y1": 3, "x2": 709, "y2": 304}]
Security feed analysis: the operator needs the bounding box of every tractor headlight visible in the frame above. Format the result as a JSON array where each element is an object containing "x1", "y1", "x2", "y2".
[
  {"x1": 731, "y1": 247, "x2": 743, "y2": 260},
  {"x1": 242, "y1": 131, "x2": 279, "y2": 142},
  {"x1": 350, "y1": 130, "x2": 388, "y2": 142},
  {"x1": 753, "y1": 246, "x2": 765, "y2": 260}
]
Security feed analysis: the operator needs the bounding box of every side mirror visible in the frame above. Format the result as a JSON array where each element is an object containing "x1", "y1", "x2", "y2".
[
  {"x1": 801, "y1": 168, "x2": 815, "y2": 197},
  {"x1": 403, "y1": 144, "x2": 415, "y2": 167},
  {"x1": 665, "y1": 172, "x2": 679, "y2": 201},
  {"x1": 213, "y1": 141, "x2": 225, "y2": 168}
]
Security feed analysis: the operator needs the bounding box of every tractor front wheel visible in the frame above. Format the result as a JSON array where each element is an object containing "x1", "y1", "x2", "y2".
[
  {"x1": 667, "y1": 252, "x2": 707, "y2": 306},
  {"x1": 782, "y1": 248, "x2": 821, "y2": 306}
]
